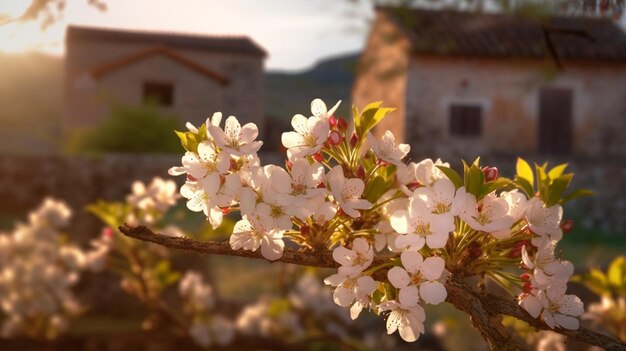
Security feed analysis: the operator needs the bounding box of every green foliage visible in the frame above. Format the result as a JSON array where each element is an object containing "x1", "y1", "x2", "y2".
[
  {"x1": 437, "y1": 166, "x2": 463, "y2": 189},
  {"x1": 572, "y1": 256, "x2": 626, "y2": 297},
  {"x1": 514, "y1": 158, "x2": 592, "y2": 206},
  {"x1": 65, "y1": 103, "x2": 184, "y2": 154},
  {"x1": 175, "y1": 123, "x2": 208, "y2": 153},
  {"x1": 459, "y1": 159, "x2": 513, "y2": 200},
  {"x1": 86, "y1": 200, "x2": 132, "y2": 229},
  {"x1": 353, "y1": 101, "x2": 396, "y2": 140}
]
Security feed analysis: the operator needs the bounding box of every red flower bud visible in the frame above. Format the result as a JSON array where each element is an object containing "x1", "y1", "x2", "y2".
[
  {"x1": 328, "y1": 115, "x2": 337, "y2": 129},
  {"x1": 317, "y1": 182, "x2": 326, "y2": 189},
  {"x1": 285, "y1": 159, "x2": 293, "y2": 171},
  {"x1": 187, "y1": 174, "x2": 197, "y2": 182},
  {"x1": 220, "y1": 207, "x2": 230, "y2": 215},
  {"x1": 482, "y1": 166, "x2": 499, "y2": 182},
  {"x1": 103, "y1": 227, "x2": 113, "y2": 238},
  {"x1": 520, "y1": 273, "x2": 531, "y2": 281},
  {"x1": 313, "y1": 152, "x2": 324, "y2": 162},
  {"x1": 350, "y1": 132, "x2": 358, "y2": 148},
  {"x1": 522, "y1": 282, "x2": 533, "y2": 293},
  {"x1": 356, "y1": 166, "x2": 365, "y2": 179},
  {"x1": 327, "y1": 131, "x2": 343, "y2": 146},
  {"x1": 337, "y1": 118, "x2": 348, "y2": 131},
  {"x1": 300, "y1": 224, "x2": 310, "y2": 236},
  {"x1": 560, "y1": 219, "x2": 574, "y2": 233}
]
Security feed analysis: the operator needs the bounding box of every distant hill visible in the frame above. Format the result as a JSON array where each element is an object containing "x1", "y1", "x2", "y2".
[{"x1": 0, "y1": 51, "x2": 359, "y2": 153}]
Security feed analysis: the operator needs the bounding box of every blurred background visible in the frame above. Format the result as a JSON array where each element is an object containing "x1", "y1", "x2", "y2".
[{"x1": 0, "y1": 0, "x2": 625, "y2": 350}]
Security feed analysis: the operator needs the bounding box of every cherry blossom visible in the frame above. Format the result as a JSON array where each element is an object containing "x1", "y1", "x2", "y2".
[
  {"x1": 332, "y1": 238, "x2": 374, "y2": 277},
  {"x1": 388, "y1": 251, "x2": 447, "y2": 306},
  {"x1": 168, "y1": 141, "x2": 230, "y2": 194},
  {"x1": 230, "y1": 215, "x2": 285, "y2": 261},
  {"x1": 460, "y1": 192, "x2": 514, "y2": 239},
  {"x1": 326, "y1": 166, "x2": 371, "y2": 218},
  {"x1": 180, "y1": 182, "x2": 224, "y2": 229},
  {"x1": 523, "y1": 282, "x2": 584, "y2": 330},
  {"x1": 525, "y1": 198, "x2": 564, "y2": 246},
  {"x1": 366, "y1": 131, "x2": 410, "y2": 166},
  {"x1": 521, "y1": 239, "x2": 574, "y2": 288},
  {"x1": 391, "y1": 194, "x2": 454, "y2": 250},
  {"x1": 500, "y1": 189, "x2": 529, "y2": 222},
  {"x1": 281, "y1": 114, "x2": 330, "y2": 159},
  {"x1": 209, "y1": 115, "x2": 262, "y2": 156},
  {"x1": 311, "y1": 98, "x2": 341, "y2": 119},
  {"x1": 414, "y1": 179, "x2": 467, "y2": 218},
  {"x1": 324, "y1": 273, "x2": 377, "y2": 309},
  {"x1": 378, "y1": 300, "x2": 426, "y2": 342},
  {"x1": 414, "y1": 158, "x2": 450, "y2": 187}
]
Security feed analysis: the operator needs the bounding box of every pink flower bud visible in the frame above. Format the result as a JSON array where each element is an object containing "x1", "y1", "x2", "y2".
[
  {"x1": 103, "y1": 227, "x2": 113, "y2": 238},
  {"x1": 327, "y1": 131, "x2": 343, "y2": 146},
  {"x1": 522, "y1": 282, "x2": 533, "y2": 293},
  {"x1": 560, "y1": 219, "x2": 574, "y2": 233},
  {"x1": 350, "y1": 132, "x2": 358, "y2": 147},
  {"x1": 285, "y1": 159, "x2": 293, "y2": 171},
  {"x1": 187, "y1": 174, "x2": 197, "y2": 182},
  {"x1": 407, "y1": 181, "x2": 422, "y2": 191},
  {"x1": 328, "y1": 115, "x2": 337, "y2": 129},
  {"x1": 317, "y1": 181, "x2": 326, "y2": 189},
  {"x1": 482, "y1": 166, "x2": 499, "y2": 182},
  {"x1": 520, "y1": 273, "x2": 531, "y2": 281},
  {"x1": 337, "y1": 118, "x2": 348, "y2": 131},
  {"x1": 220, "y1": 207, "x2": 230, "y2": 215}
]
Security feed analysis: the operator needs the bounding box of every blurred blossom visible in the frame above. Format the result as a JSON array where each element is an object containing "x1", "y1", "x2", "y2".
[{"x1": 0, "y1": 198, "x2": 101, "y2": 339}]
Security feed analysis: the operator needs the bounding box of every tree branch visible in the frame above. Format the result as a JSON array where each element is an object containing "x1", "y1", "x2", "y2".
[{"x1": 119, "y1": 224, "x2": 626, "y2": 351}]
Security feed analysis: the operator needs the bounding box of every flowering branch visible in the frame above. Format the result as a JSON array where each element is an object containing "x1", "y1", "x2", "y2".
[{"x1": 119, "y1": 224, "x2": 626, "y2": 351}]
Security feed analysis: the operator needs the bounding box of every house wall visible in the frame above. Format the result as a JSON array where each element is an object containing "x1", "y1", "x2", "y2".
[
  {"x1": 404, "y1": 56, "x2": 626, "y2": 160},
  {"x1": 64, "y1": 39, "x2": 265, "y2": 136},
  {"x1": 351, "y1": 11, "x2": 411, "y2": 141}
]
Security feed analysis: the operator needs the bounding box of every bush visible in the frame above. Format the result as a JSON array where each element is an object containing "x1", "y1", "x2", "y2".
[{"x1": 65, "y1": 103, "x2": 184, "y2": 154}]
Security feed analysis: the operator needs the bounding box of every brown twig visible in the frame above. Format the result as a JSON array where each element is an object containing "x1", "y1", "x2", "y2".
[{"x1": 119, "y1": 224, "x2": 626, "y2": 351}]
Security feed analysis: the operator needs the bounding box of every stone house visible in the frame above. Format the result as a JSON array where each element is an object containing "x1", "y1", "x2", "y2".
[
  {"x1": 64, "y1": 26, "x2": 266, "y2": 135},
  {"x1": 352, "y1": 7, "x2": 626, "y2": 160}
]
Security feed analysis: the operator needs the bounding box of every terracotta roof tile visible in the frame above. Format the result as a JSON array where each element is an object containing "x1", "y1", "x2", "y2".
[{"x1": 380, "y1": 7, "x2": 626, "y2": 61}]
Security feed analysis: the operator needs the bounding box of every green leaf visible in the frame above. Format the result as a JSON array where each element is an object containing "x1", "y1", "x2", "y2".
[
  {"x1": 437, "y1": 166, "x2": 463, "y2": 189},
  {"x1": 364, "y1": 176, "x2": 391, "y2": 203},
  {"x1": 608, "y1": 256, "x2": 626, "y2": 288},
  {"x1": 545, "y1": 173, "x2": 573, "y2": 207},
  {"x1": 562, "y1": 189, "x2": 594, "y2": 204},
  {"x1": 86, "y1": 200, "x2": 130, "y2": 229},
  {"x1": 516, "y1": 158, "x2": 534, "y2": 188},
  {"x1": 514, "y1": 176, "x2": 534, "y2": 198},
  {"x1": 535, "y1": 163, "x2": 549, "y2": 202},
  {"x1": 354, "y1": 102, "x2": 395, "y2": 138},
  {"x1": 548, "y1": 163, "x2": 568, "y2": 179},
  {"x1": 478, "y1": 178, "x2": 513, "y2": 200},
  {"x1": 472, "y1": 156, "x2": 481, "y2": 167},
  {"x1": 465, "y1": 164, "x2": 484, "y2": 196},
  {"x1": 582, "y1": 269, "x2": 611, "y2": 296}
]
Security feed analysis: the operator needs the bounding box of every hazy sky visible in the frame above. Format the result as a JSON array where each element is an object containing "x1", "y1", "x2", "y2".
[{"x1": 0, "y1": 0, "x2": 374, "y2": 71}]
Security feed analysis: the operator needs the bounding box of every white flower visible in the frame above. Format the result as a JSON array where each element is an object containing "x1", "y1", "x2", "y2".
[
  {"x1": 312, "y1": 200, "x2": 338, "y2": 224},
  {"x1": 414, "y1": 158, "x2": 450, "y2": 187},
  {"x1": 396, "y1": 162, "x2": 419, "y2": 196},
  {"x1": 366, "y1": 131, "x2": 410, "y2": 166},
  {"x1": 499, "y1": 189, "x2": 528, "y2": 222},
  {"x1": 532, "y1": 282, "x2": 584, "y2": 330},
  {"x1": 168, "y1": 141, "x2": 230, "y2": 194},
  {"x1": 391, "y1": 194, "x2": 454, "y2": 250},
  {"x1": 460, "y1": 192, "x2": 514, "y2": 238},
  {"x1": 211, "y1": 315, "x2": 235, "y2": 346},
  {"x1": 525, "y1": 198, "x2": 563, "y2": 246},
  {"x1": 230, "y1": 215, "x2": 285, "y2": 261},
  {"x1": 324, "y1": 273, "x2": 377, "y2": 308},
  {"x1": 522, "y1": 239, "x2": 573, "y2": 288},
  {"x1": 281, "y1": 114, "x2": 329, "y2": 159},
  {"x1": 311, "y1": 98, "x2": 341, "y2": 119},
  {"x1": 332, "y1": 238, "x2": 374, "y2": 277},
  {"x1": 274, "y1": 159, "x2": 326, "y2": 220},
  {"x1": 326, "y1": 165, "x2": 371, "y2": 218},
  {"x1": 209, "y1": 115, "x2": 262, "y2": 156},
  {"x1": 127, "y1": 177, "x2": 178, "y2": 213},
  {"x1": 185, "y1": 111, "x2": 223, "y2": 135},
  {"x1": 378, "y1": 300, "x2": 426, "y2": 342},
  {"x1": 414, "y1": 179, "x2": 467, "y2": 218},
  {"x1": 179, "y1": 271, "x2": 215, "y2": 312},
  {"x1": 388, "y1": 251, "x2": 447, "y2": 306},
  {"x1": 180, "y1": 182, "x2": 224, "y2": 229}
]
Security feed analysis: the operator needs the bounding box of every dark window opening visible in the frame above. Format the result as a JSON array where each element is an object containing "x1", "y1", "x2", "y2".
[
  {"x1": 449, "y1": 104, "x2": 482, "y2": 136},
  {"x1": 539, "y1": 88, "x2": 573, "y2": 155},
  {"x1": 143, "y1": 82, "x2": 174, "y2": 106}
]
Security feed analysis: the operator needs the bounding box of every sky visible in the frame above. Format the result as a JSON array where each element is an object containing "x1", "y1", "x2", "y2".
[{"x1": 0, "y1": 0, "x2": 374, "y2": 71}]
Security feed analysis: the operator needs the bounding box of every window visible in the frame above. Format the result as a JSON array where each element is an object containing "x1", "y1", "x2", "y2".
[
  {"x1": 449, "y1": 104, "x2": 482, "y2": 137},
  {"x1": 143, "y1": 81, "x2": 174, "y2": 106},
  {"x1": 538, "y1": 88, "x2": 573, "y2": 154}
]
